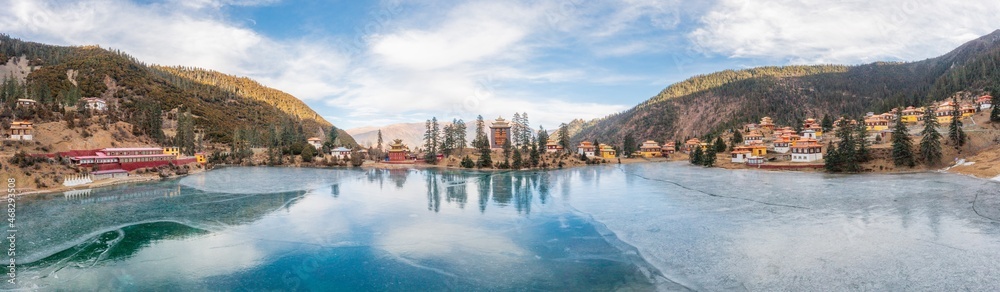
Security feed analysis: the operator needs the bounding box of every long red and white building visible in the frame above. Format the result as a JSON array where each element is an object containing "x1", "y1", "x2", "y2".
[{"x1": 68, "y1": 147, "x2": 197, "y2": 171}]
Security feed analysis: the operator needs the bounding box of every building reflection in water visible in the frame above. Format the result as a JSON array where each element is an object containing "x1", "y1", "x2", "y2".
[
  {"x1": 63, "y1": 184, "x2": 182, "y2": 204},
  {"x1": 331, "y1": 184, "x2": 340, "y2": 198},
  {"x1": 492, "y1": 174, "x2": 512, "y2": 205}
]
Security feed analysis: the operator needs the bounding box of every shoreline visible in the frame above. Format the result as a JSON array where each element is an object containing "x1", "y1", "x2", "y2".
[{"x1": 17, "y1": 156, "x2": 997, "y2": 197}]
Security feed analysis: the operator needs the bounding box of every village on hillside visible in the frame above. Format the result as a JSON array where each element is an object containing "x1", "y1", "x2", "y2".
[
  {"x1": 3, "y1": 89, "x2": 998, "y2": 193},
  {"x1": 372, "y1": 93, "x2": 997, "y2": 174}
]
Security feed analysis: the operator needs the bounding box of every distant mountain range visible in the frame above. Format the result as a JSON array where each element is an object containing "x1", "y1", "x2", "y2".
[
  {"x1": 572, "y1": 29, "x2": 1000, "y2": 144},
  {"x1": 348, "y1": 122, "x2": 475, "y2": 149}
]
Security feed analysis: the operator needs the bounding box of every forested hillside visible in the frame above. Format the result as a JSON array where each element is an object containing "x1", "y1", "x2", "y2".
[
  {"x1": 0, "y1": 34, "x2": 353, "y2": 147},
  {"x1": 573, "y1": 30, "x2": 1000, "y2": 144}
]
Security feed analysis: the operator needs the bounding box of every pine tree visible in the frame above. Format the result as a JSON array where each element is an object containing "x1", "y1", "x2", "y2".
[
  {"x1": 424, "y1": 119, "x2": 433, "y2": 150},
  {"x1": 455, "y1": 119, "x2": 467, "y2": 155},
  {"x1": 890, "y1": 111, "x2": 915, "y2": 167},
  {"x1": 461, "y1": 156, "x2": 475, "y2": 168},
  {"x1": 520, "y1": 112, "x2": 531, "y2": 146},
  {"x1": 424, "y1": 118, "x2": 438, "y2": 164},
  {"x1": 536, "y1": 126, "x2": 548, "y2": 151},
  {"x1": 731, "y1": 130, "x2": 743, "y2": 146},
  {"x1": 714, "y1": 136, "x2": 726, "y2": 153},
  {"x1": 376, "y1": 129, "x2": 383, "y2": 150},
  {"x1": 622, "y1": 134, "x2": 636, "y2": 158},
  {"x1": 512, "y1": 147, "x2": 523, "y2": 169},
  {"x1": 558, "y1": 123, "x2": 570, "y2": 153},
  {"x1": 431, "y1": 117, "x2": 440, "y2": 152},
  {"x1": 474, "y1": 115, "x2": 487, "y2": 148},
  {"x1": 442, "y1": 123, "x2": 456, "y2": 157},
  {"x1": 991, "y1": 92, "x2": 1000, "y2": 122},
  {"x1": 703, "y1": 144, "x2": 716, "y2": 167},
  {"x1": 512, "y1": 113, "x2": 523, "y2": 146},
  {"x1": 824, "y1": 142, "x2": 841, "y2": 172},
  {"x1": 835, "y1": 119, "x2": 859, "y2": 172},
  {"x1": 529, "y1": 143, "x2": 540, "y2": 167},
  {"x1": 821, "y1": 114, "x2": 834, "y2": 133},
  {"x1": 501, "y1": 135, "x2": 512, "y2": 169},
  {"x1": 476, "y1": 116, "x2": 492, "y2": 168},
  {"x1": 854, "y1": 123, "x2": 871, "y2": 163},
  {"x1": 948, "y1": 96, "x2": 966, "y2": 148},
  {"x1": 690, "y1": 146, "x2": 703, "y2": 165},
  {"x1": 920, "y1": 105, "x2": 943, "y2": 166}
]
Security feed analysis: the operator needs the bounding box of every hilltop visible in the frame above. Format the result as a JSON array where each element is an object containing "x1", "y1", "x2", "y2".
[
  {"x1": 572, "y1": 30, "x2": 1000, "y2": 143},
  {"x1": 0, "y1": 34, "x2": 355, "y2": 146}
]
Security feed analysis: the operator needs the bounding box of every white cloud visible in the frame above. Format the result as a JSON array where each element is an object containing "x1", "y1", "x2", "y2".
[
  {"x1": 0, "y1": 0, "x2": 348, "y2": 101},
  {"x1": 690, "y1": 0, "x2": 1000, "y2": 64}
]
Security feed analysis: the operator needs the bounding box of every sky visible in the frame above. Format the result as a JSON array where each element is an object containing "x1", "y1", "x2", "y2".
[{"x1": 2, "y1": 0, "x2": 1000, "y2": 130}]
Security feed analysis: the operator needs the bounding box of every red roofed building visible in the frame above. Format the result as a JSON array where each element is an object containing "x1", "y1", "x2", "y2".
[{"x1": 978, "y1": 95, "x2": 993, "y2": 110}]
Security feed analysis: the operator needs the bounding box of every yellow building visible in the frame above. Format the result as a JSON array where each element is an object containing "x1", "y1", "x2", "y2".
[
  {"x1": 900, "y1": 106, "x2": 923, "y2": 123},
  {"x1": 961, "y1": 104, "x2": 976, "y2": 118},
  {"x1": 864, "y1": 118, "x2": 889, "y2": 131},
  {"x1": 639, "y1": 140, "x2": 662, "y2": 158},
  {"x1": 195, "y1": 152, "x2": 207, "y2": 164},
  {"x1": 598, "y1": 144, "x2": 617, "y2": 159},
  {"x1": 163, "y1": 147, "x2": 181, "y2": 157},
  {"x1": 748, "y1": 142, "x2": 767, "y2": 157}
]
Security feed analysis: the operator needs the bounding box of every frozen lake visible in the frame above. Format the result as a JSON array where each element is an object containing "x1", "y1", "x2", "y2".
[{"x1": 10, "y1": 163, "x2": 1000, "y2": 291}]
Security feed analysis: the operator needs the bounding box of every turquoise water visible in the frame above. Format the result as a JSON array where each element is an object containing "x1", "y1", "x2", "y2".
[{"x1": 9, "y1": 164, "x2": 1000, "y2": 291}]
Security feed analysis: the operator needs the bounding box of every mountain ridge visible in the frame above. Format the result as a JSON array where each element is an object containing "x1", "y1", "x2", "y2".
[
  {"x1": 0, "y1": 33, "x2": 355, "y2": 147},
  {"x1": 571, "y1": 29, "x2": 1000, "y2": 144}
]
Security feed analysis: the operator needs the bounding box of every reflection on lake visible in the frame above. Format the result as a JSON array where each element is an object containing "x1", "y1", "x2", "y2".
[
  {"x1": 14, "y1": 167, "x2": 662, "y2": 291},
  {"x1": 11, "y1": 164, "x2": 1000, "y2": 291}
]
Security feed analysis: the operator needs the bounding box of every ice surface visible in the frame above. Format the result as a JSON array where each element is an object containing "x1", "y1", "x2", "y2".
[
  {"x1": 14, "y1": 164, "x2": 1000, "y2": 291},
  {"x1": 561, "y1": 162, "x2": 1000, "y2": 291}
]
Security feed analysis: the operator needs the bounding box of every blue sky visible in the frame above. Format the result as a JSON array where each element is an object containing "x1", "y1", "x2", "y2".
[{"x1": 3, "y1": 0, "x2": 1000, "y2": 130}]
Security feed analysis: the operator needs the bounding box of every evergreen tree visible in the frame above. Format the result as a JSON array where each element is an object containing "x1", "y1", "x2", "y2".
[
  {"x1": 326, "y1": 126, "x2": 339, "y2": 148},
  {"x1": 834, "y1": 119, "x2": 859, "y2": 172},
  {"x1": 854, "y1": 123, "x2": 871, "y2": 163},
  {"x1": 714, "y1": 136, "x2": 726, "y2": 153},
  {"x1": 731, "y1": 130, "x2": 743, "y2": 146},
  {"x1": 175, "y1": 111, "x2": 196, "y2": 155},
  {"x1": 474, "y1": 115, "x2": 487, "y2": 148},
  {"x1": 703, "y1": 144, "x2": 716, "y2": 167},
  {"x1": 821, "y1": 115, "x2": 834, "y2": 133},
  {"x1": 557, "y1": 123, "x2": 570, "y2": 153},
  {"x1": 690, "y1": 146, "x2": 703, "y2": 165},
  {"x1": 920, "y1": 105, "x2": 943, "y2": 166},
  {"x1": 431, "y1": 117, "x2": 440, "y2": 152},
  {"x1": 424, "y1": 118, "x2": 439, "y2": 164},
  {"x1": 890, "y1": 111, "x2": 915, "y2": 167},
  {"x1": 622, "y1": 134, "x2": 636, "y2": 158},
  {"x1": 455, "y1": 119, "x2": 467, "y2": 155},
  {"x1": 461, "y1": 156, "x2": 475, "y2": 168},
  {"x1": 476, "y1": 116, "x2": 492, "y2": 168},
  {"x1": 529, "y1": 143, "x2": 540, "y2": 167},
  {"x1": 536, "y1": 126, "x2": 549, "y2": 151},
  {"x1": 512, "y1": 112, "x2": 523, "y2": 146},
  {"x1": 301, "y1": 144, "x2": 315, "y2": 163},
  {"x1": 442, "y1": 123, "x2": 456, "y2": 157},
  {"x1": 824, "y1": 142, "x2": 841, "y2": 172},
  {"x1": 512, "y1": 147, "x2": 523, "y2": 169},
  {"x1": 377, "y1": 129, "x2": 383, "y2": 150},
  {"x1": 948, "y1": 96, "x2": 966, "y2": 148},
  {"x1": 501, "y1": 136, "x2": 512, "y2": 169},
  {"x1": 991, "y1": 92, "x2": 1000, "y2": 123},
  {"x1": 520, "y1": 112, "x2": 531, "y2": 146}
]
